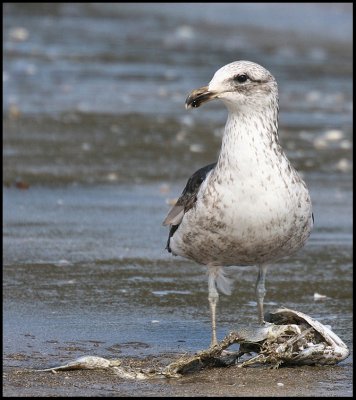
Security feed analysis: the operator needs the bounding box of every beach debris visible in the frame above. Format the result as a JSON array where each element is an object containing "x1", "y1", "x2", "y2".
[
  {"x1": 35, "y1": 356, "x2": 156, "y2": 380},
  {"x1": 336, "y1": 159, "x2": 352, "y2": 173},
  {"x1": 15, "y1": 180, "x2": 29, "y2": 189},
  {"x1": 106, "y1": 172, "x2": 119, "y2": 181},
  {"x1": 313, "y1": 129, "x2": 345, "y2": 149},
  {"x1": 9, "y1": 26, "x2": 29, "y2": 41},
  {"x1": 35, "y1": 356, "x2": 121, "y2": 373},
  {"x1": 35, "y1": 308, "x2": 349, "y2": 379},
  {"x1": 9, "y1": 104, "x2": 21, "y2": 119},
  {"x1": 313, "y1": 292, "x2": 328, "y2": 301},
  {"x1": 235, "y1": 308, "x2": 350, "y2": 368}
]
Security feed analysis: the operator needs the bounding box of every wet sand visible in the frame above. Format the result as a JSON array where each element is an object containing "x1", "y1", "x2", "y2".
[
  {"x1": 3, "y1": 3, "x2": 352, "y2": 397},
  {"x1": 3, "y1": 181, "x2": 352, "y2": 397},
  {"x1": 3, "y1": 359, "x2": 352, "y2": 397}
]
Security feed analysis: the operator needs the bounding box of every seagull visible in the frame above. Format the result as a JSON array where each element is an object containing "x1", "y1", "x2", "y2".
[{"x1": 163, "y1": 61, "x2": 313, "y2": 347}]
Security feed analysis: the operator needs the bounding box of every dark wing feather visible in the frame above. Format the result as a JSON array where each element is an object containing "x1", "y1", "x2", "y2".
[{"x1": 163, "y1": 162, "x2": 216, "y2": 252}]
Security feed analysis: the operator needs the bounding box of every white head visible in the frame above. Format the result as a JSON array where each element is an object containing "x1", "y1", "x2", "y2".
[{"x1": 186, "y1": 61, "x2": 278, "y2": 113}]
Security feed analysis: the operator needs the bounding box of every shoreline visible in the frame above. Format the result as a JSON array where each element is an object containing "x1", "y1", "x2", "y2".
[{"x1": 3, "y1": 352, "x2": 352, "y2": 397}]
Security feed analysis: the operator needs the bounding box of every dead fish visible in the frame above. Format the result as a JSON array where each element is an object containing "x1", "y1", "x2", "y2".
[
  {"x1": 36, "y1": 356, "x2": 121, "y2": 373},
  {"x1": 237, "y1": 308, "x2": 350, "y2": 367},
  {"x1": 36, "y1": 355, "x2": 153, "y2": 380},
  {"x1": 34, "y1": 308, "x2": 350, "y2": 378}
]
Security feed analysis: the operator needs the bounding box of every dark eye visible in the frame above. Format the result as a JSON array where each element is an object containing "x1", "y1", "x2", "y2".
[{"x1": 234, "y1": 74, "x2": 248, "y2": 83}]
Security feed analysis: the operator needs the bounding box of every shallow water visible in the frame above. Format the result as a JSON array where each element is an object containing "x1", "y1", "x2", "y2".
[
  {"x1": 3, "y1": 3, "x2": 353, "y2": 397},
  {"x1": 3, "y1": 3, "x2": 352, "y2": 185}
]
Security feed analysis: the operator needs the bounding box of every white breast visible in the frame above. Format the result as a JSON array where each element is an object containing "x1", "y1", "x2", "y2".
[{"x1": 170, "y1": 100, "x2": 313, "y2": 266}]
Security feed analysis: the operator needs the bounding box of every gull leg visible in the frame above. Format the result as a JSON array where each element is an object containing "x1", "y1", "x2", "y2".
[
  {"x1": 255, "y1": 264, "x2": 268, "y2": 324},
  {"x1": 208, "y1": 267, "x2": 219, "y2": 347}
]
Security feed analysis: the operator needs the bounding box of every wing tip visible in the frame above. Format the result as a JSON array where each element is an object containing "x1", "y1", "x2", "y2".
[{"x1": 162, "y1": 206, "x2": 184, "y2": 227}]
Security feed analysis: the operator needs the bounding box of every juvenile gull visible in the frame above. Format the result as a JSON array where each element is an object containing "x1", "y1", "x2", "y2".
[{"x1": 163, "y1": 61, "x2": 313, "y2": 347}]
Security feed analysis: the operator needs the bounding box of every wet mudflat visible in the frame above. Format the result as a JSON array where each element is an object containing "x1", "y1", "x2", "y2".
[
  {"x1": 3, "y1": 362, "x2": 352, "y2": 397},
  {"x1": 3, "y1": 3, "x2": 352, "y2": 397},
  {"x1": 3, "y1": 179, "x2": 353, "y2": 396}
]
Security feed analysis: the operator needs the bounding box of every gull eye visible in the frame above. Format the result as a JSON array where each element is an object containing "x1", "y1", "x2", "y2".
[{"x1": 234, "y1": 74, "x2": 248, "y2": 83}]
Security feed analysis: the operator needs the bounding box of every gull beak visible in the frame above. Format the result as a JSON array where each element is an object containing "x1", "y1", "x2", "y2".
[{"x1": 185, "y1": 86, "x2": 218, "y2": 109}]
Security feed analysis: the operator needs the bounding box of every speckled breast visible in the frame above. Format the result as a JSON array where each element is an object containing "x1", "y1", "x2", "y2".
[{"x1": 170, "y1": 177, "x2": 313, "y2": 267}]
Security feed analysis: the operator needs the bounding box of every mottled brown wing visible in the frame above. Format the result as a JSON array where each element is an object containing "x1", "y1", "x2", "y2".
[{"x1": 163, "y1": 162, "x2": 216, "y2": 252}]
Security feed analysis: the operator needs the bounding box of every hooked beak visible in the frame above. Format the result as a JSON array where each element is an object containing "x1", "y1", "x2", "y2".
[{"x1": 185, "y1": 86, "x2": 218, "y2": 109}]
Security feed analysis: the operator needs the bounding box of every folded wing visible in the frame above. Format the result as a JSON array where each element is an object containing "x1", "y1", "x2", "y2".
[{"x1": 163, "y1": 162, "x2": 216, "y2": 252}]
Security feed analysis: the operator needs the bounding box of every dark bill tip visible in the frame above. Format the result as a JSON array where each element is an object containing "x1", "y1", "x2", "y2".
[{"x1": 185, "y1": 86, "x2": 217, "y2": 109}]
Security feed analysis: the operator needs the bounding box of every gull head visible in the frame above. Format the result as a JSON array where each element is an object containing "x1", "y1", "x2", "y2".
[{"x1": 185, "y1": 61, "x2": 278, "y2": 111}]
